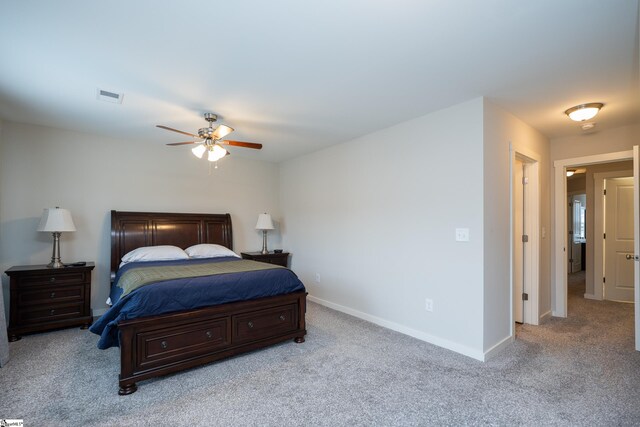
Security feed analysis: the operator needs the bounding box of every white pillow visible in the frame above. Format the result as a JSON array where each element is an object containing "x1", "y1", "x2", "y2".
[
  {"x1": 121, "y1": 245, "x2": 189, "y2": 265},
  {"x1": 185, "y1": 244, "x2": 239, "y2": 259}
]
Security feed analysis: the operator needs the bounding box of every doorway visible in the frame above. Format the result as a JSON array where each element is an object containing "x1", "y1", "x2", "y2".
[{"x1": 553, "y1": 147, "x2": 639, "y2": 351}]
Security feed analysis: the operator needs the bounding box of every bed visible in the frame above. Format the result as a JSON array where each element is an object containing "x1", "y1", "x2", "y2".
[{"x1": 91, "y1": 211, "x2": 307, "y2": 395}]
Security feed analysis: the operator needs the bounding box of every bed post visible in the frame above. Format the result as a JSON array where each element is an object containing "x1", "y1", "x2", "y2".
[
  {"x1": 294, "y1": 292, "x2": 307, "y2": 343},
  {"x1": 118, "y1": 326, "x2": 138, "y2": 395}
]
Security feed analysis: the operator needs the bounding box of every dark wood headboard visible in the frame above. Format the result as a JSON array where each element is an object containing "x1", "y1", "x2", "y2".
[{"x1": 110, "y1": 211, "x2": 233, "y2": 281}]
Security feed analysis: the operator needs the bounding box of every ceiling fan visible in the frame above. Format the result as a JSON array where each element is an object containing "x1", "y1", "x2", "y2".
[{"x1": 157, "y1": 113, "x2": 262, "y2": 162}]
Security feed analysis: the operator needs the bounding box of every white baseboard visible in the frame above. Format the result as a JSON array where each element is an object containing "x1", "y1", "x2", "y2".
[
  {"x1": 583, "y1": 293, "x2": 601, "y2": 301},
  {"x1": 307, "y1": 294, "x2": 485, "y2": 361},
  {"x1": 483, "y1": 335, "x2": 513, "y2": 360},
  {"x1": 539, "y1": 310, "x2": 552, "y2": 322}
]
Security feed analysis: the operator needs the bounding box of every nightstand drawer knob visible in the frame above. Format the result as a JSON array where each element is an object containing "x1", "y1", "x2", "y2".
[
  {"x1": 279, "y1": 315, "x2": 286, "y2": 321},
  {"x1": 206, "y1": 331, "x2": 212, "y2": 339},
  {"x1": 50, "y1": 277, "x2": 56, "y2": 283},
  {"x1": 50, "y1": 292, "x2": 56, "y2": 298},
  {"x1": 247, "y1": 321, "x2": 254, "y2": 329},
  {"x1": 50, "y1": 309, "x2": 55, "y2": 315},
  {"x1": 161, "y1": 341, "x2": 168, "y2": 349}
]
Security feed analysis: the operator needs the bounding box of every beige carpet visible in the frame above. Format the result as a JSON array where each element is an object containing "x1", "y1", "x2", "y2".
[{"x1": 1, "y1": 274, "x2": 638, "y2": 426}]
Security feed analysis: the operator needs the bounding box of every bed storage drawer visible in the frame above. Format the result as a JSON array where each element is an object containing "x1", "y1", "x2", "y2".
[
  {"x1": 136, "y1": 318, "x2": 230, "y2": 369},
  {"x1": 232, "y1": 304, "x2": 298, "y2": 344}
]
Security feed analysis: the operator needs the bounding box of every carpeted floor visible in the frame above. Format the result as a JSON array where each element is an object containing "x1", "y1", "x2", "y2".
[{"x1": 1, "y1": 273, "x2": 639, "y2": 426}]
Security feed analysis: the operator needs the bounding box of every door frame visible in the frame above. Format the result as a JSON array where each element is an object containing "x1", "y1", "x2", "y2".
[
  {"x1": 567, "y1": 191, "x2": 586, "y2": 274},
  {"x1": 510, "y1": 144, "x2": 540, "y2": 333},
  {"x1": 553, "y1": 148, "x2": 638, "y2": 351},
  {"x1": 592, "y1": 170, "x2": 633, "y2": 301}
]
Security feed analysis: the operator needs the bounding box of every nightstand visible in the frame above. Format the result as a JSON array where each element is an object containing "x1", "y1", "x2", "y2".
[
  {"x1": 241, "y1": 252, "x2": 290, "y2": 267},
  {"x1": 5, "y1": 262, "x2": 94, "y2": 341}
]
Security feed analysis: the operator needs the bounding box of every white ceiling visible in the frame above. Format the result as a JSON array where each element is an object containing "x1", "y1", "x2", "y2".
[{"x1": 0, "y1": 1, "x2": 638, "y2": 162}]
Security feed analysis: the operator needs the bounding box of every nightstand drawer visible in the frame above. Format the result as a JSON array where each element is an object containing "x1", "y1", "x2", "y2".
[
  {"x1": 18, "y1": 285, "x2": 84, "y2": 307},
  {"x1": 240, "y1": 252, "x2": 290, "y2": 267},
  {"x1": 258, "y1": 256, "x2": 287, "y2": 266},
  {"x1": 19, "y1": 302, "x2": 84, "y2": 324},
  {"x1": 232, "y1": 304, "x2": 297, "y2": 344},
  {"x1": 18, "y1": 271, "x2": 87, "y2": 287}
]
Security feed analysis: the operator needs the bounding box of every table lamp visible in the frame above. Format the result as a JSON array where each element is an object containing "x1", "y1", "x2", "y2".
[
  {"x1": 37, "y1": 207, "x2": 76, "y2": 268},
  {"x1": 255, "y1": 213, "x2": 274, "y2": 254}
]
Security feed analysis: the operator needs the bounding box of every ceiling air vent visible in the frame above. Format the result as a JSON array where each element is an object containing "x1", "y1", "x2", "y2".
[{"x1": 96, "y1": 88, "x2": 123, "y2": 104}]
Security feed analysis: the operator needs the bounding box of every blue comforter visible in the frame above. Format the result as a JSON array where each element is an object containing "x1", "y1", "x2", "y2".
[{"x1": 89, "y1": 257, "x2": 305, "y2": 349}]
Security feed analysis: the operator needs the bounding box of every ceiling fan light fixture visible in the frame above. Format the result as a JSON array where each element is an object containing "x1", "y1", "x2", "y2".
[
  {"x1": 564, "y1": 103, "x2": 603, "y2": 122},
  {"x1": 207, "y1": 144, "x2": 228, "y2": 162},
  {"x1": 191, "y1": 144, "x2": 207, "y2": 159}
]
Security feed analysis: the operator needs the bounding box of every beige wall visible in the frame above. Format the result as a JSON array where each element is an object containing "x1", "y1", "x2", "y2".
[
  {"x1": 280, "y1": 98, "x2": 487, "y2": 359},
  {"x1": 550, "y1": 124, "x2": 640, "y2": 160},
  {"x1": 482, "y1": 99, "x2": 551, "y2": 352},
  {"x1": 567, "y1": 175, "x2": 586, "y2": 194},
  {"x1": 0, "y1": 121, "x2": 282, "y2": 316}
]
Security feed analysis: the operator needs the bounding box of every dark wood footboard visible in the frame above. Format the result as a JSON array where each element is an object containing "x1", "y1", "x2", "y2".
[{"x1": 117, "y1": 291, "x2": 307, "y2": 395}]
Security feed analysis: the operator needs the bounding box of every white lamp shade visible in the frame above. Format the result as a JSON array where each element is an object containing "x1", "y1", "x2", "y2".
[
  {"x1": 255, "y1": 213, "x2": 274, "y2": 230},
  {"x1": 37, "y1": 207, "x2": 76, "y2": 232},
  {"x1": 191, "y1": 144, "x2": 206, "y2": 159},
  {"x1": 207, "y1": 144, "x2": 228, "y2": 162}
]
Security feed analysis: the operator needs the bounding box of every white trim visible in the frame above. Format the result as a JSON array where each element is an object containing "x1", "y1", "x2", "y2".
[
  {"x1": 307, "y1": 295, "x2": 486, "y2": 361},
  {"x1": 483, "y1": 335, "x2": 514, "y2": 361},
  {"x1": 583, "y1": 293, "x2": 601, "y2": 301},
  {"x1": 593, "y1": 170, "x2": 633, "y2": 301},
  {"x1": 553, "y1": 150, "x2": 634, "y2": 318},
  {"x1": 539, "y1": 310, "x2": 552, "y2": 322},
  {"x1": 524, "y1": 160, "x2": 540, "y2": 325}
]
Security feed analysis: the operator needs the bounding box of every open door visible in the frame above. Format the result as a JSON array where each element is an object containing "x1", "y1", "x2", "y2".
[{"x1": 634, "y1": 145, "x2": 639, "y2": 351}]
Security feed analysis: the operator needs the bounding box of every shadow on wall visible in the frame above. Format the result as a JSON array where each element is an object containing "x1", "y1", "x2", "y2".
[{"x1": 0, "y1": 216, "x2": 48, "y2": 319}]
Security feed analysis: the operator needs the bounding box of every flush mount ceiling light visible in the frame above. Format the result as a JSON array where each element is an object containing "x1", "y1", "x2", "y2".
[
  {"x1": 566, "y1": 169, "x2": 576, "y2": 177},
  {"x1": 564, "y1": 103, "x2": 603, "y2": 122}
]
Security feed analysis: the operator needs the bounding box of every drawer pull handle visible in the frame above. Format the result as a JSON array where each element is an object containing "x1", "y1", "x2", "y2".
[
  {"x1": 50, "y1": 277, "x2": 56, "y2": 283},
  {"x1": 279, "y1": 315, "x2": 286, "y2": 321},
  {"x1": 161, "y1": 341, "x2": 168, "y2": 349},
  {"x1": 247, "y1": 321, "x2": 254, "y2": 329},
  {"x1": 50, "y1": 292, "x2": 56, "y2": 298},
  {"x1": 50, "y1": 309, "x2": 55, "y2": 315},
  {"x1": 205, "y1": 331, "x2": 212, "y2": 338}
]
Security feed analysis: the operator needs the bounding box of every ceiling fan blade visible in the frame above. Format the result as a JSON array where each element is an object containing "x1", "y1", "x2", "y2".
[
  {"x1": 220, "y1": 140, "x2": 263, "y2": 150},
  {"x1": 156, "y1": 125, "x2": 198, "y2": 138},
  {"x1": 166, "y1": 141, "x2": 199, "y2": 146},
  {"x1": 212, "y1": 124, "x2": 234, "y2": 140}
]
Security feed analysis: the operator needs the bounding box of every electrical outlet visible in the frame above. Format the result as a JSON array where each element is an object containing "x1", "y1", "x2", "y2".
[
  {"x1": 425, "y1": 298, "x2": 433, "y2": 312},
  {"x1": 455, "y1": 228, "x2": 470, "y2": 242},
  {"x1": 315, "y1": 273, "x2": 321, "y2": 283}
]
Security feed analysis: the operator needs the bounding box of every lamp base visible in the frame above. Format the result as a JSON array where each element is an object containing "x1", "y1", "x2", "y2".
[
  {"x1": 261, "y1": 230, "x2": 269, "y2": 254},
  {"x1": 47, "y1": 231, "x2": 65, "y2": 268},
  {"x1": 47, "y1": 260, "x2": 65, "y2": 269}
]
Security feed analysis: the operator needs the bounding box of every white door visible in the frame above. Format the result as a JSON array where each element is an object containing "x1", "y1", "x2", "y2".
[
  {"x1": 513, "y1": 158, "x2": 524, "y2": 323},
  {"x1": 604, "y1": 177, "x2": 635, "y2": 302}
]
